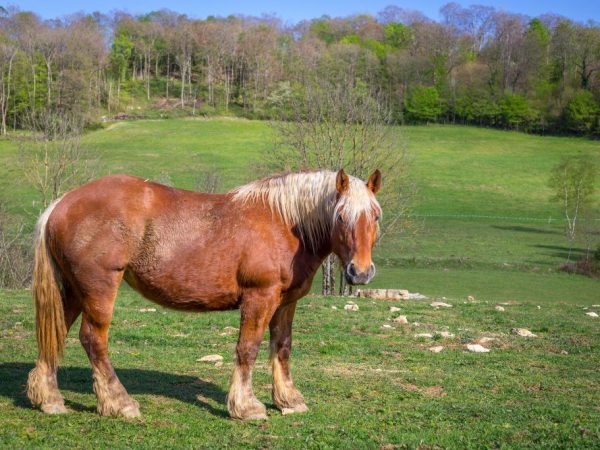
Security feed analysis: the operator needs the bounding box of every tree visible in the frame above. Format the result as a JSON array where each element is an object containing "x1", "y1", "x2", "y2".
[
  {"x1": 498, "y1": 93, "x2": 538, "y2": 130},
  {"x1": 18, "y1": 109, "x2": 97, "y2": 208},
  {"x1": 548, "y1": 156, "x2": 597, "y2": 244},
  {"x1": 405, "y1": 85, "x2": 442, "y2": 123},
  {"x1": 564, "y1": 90, "x2": 599, "y2": 133}
]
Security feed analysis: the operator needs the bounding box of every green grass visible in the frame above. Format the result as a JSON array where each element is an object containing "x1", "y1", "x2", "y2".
[
  {"x1": 1, "y1": 274, "x2": 599, "y2": 448},
  {"x1": 1, "y1": 118, "x2": 599, "y2": 447}
]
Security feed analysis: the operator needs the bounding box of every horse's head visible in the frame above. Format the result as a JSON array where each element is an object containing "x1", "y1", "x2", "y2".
[{"x1": 331, "y1": 169, "x2": 382, "y2": 285}]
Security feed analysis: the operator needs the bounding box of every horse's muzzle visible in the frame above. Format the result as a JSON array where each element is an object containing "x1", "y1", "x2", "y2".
[{"x1": 345, "y1": 262, "x2": 376, "y2": 285}]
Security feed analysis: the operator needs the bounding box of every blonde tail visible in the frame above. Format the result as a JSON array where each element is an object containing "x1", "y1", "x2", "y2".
[{"x1": 32, "y1": 199, "x2": 66, "y2": 370}]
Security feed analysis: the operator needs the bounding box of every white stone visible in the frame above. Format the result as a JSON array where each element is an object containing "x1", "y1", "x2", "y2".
[
  {"x1": 512, "y1": 328, "x2": 537, "y2": 337},
  {"x1": 331, "y1": 305, "x2": 338, "y2": 310},
  {"x1": 139, "y1": 307, "x2": 157, "y2": 312},
  {"x1": 390, "y1": 306, "x2": 401, "y2": 313},
  {"x1": 585, "y1": 312, "x2": 599, "y2": 318},
  {"x1": 428, "y1": 346, "x2": 444, "y2": 353},
  {"x1": 467, "y1": 344, "x2": 490, "y2": 353},
  {"x1": 393, "y1": 315, "x2": 408, "y2": 324},
  {"x1": 382, "y1": 324, "x2": 393, "y2": 329},
  {"x1": 430, "y1": 302, "x2": 452, "y2": 308},
  {"x1": 479, "y1": 337, "x2": 496, "y2": 343},
  {"x1": 415, "y1": 333, "x2": 434, "y2": 338},
  {"x1": 197, "y1": 354, "x2": 223, "y2": 363},
  {"x1": 408, "y1": 293, "x2": 428, "y2": 300},
  {"x1": 495, "y1": 305, "x2": 505, "y2": 312},
  {"x1": 344, "y1": 304, "x2": 359, "y2": 311}
]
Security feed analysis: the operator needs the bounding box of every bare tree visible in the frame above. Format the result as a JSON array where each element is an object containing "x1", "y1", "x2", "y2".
[
  {"x1": 549, "y1": 156, "x2": 597, "y2": 256},
  {"x1": 0, "y1": 204, "x2": 31, "y2": 288},
  {"x1": 269, "y1": 77, "x2": 415, "y2": 295},
  {"x1": 18, "y1": 109, "x2": 97, "y2": 208}
]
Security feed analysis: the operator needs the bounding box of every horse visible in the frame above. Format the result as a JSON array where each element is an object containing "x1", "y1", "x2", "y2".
[{"x1": 26, "y1": 168, "x2": 382, "y2": 420}]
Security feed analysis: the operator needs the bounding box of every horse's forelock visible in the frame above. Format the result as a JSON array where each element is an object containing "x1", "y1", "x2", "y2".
[{"x1": 231, "y1": 171, "x2": 379, "y2": 248}]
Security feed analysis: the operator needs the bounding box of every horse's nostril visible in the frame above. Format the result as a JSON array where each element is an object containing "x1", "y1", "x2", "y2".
[{"x1": 348, "y1": 262, "x2": 357, "y2": 277}]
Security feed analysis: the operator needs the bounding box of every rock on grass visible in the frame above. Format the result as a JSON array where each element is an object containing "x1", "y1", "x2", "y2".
[
  {"x1": 197, "y1": 354, "x2": 223, "y2": 363},
  {"x1": 512, "y1": 328, "x2": 537, "y2": 337},
  {"x1": 585, "y1": 312, "x2": 598, "y2": 318},
  {"x1": 431, "y1": 301, "x2": 452, "y2": 308},
  {"x1": 429, "y1": 346, "x2": 444, "y2": 353},
  {"x1": 495, "y1": 305, "x2": 505, "y2": 312},
  {"x1": 393, "y1": 315, "x2": 408, "y2": 324},
  {"x1": 344, "y1": 304, "x2": 359, "y2": 311},
  {"x1": 466, "y1": 344, "x2": 490, "y2": 353}
]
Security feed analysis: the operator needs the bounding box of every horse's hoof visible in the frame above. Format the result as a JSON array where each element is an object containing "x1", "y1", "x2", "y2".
[
  {"x1": 41, "y1": 403, "x2": 69, "y2": 414},
  {"x1": 281, "y1": 403, "x2": 308, "y2": 415},
  {"x1": 119, "y1": 404, "x2": 141, "y2": 418}
]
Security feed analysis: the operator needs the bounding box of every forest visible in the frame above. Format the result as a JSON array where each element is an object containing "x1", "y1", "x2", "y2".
[{"x1": 0, "y1": 3, "x2": 598, "y2": 136}]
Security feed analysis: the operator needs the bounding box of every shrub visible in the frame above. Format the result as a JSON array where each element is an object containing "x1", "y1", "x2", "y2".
[
  {"x1": 405, "y1": 86, "x2": 443, "y2": 123},
  {"x1": 564, "y1": 90, "x2": 599, "y2": 134}
]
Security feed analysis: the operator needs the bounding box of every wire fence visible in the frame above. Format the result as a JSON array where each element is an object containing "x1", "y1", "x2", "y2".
[{"x1": 404, "y1": 213, "x2": 600, "y2": 223}]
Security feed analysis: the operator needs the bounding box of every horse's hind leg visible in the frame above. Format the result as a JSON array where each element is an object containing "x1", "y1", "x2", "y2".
[
  {"x1": 269, "y1": 302, "x2": 307, "y2": 415},
  {"x1": 78, "y1": 271, "x2": 139, "y2": 418},
  {"x1": 27, "y1": 287, "x2": 82, "y2": 414},
  {"x1": 227, "y1": 287, "x2": 280, "y2": 420}
]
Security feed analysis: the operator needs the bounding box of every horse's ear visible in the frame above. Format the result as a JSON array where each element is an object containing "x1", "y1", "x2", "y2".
[
  {"x1": 367, "y1": 169, "x2": 382, "y2": 194},
  {"x1": 336, "y1": 169, "x2": 350, "y2": 194}
]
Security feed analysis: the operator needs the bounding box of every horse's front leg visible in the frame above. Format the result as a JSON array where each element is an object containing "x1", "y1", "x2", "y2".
[
  {"x1": 227, "y1": 287, "x2": 279, "y2": 420},
  {"x1": 269, "y1": 302, "x2": 308, "y2": 415}
]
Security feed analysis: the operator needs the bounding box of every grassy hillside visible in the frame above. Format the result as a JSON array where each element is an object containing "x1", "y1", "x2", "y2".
[{"x1": 1, "y1": 118, "x2": 598, "y2": 277}]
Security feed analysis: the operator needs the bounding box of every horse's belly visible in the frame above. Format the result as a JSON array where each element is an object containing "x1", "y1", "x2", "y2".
[{"x1": 123, "y1": 268, "x2": 241, "y2": 312}]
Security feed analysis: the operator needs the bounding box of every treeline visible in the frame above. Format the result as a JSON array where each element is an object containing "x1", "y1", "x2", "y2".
[{"x1": 0, "y1": 4, "x2": 599, "y2": 135}]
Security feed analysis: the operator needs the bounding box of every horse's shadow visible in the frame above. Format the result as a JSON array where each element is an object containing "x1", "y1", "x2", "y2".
[{"x1": 0, "y1": 362, "x2": 229, "y2": 418}]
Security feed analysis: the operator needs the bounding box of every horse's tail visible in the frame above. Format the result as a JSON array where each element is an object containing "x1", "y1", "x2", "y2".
[{"x1": 32, "y1": 198, "x2": 66, "y2": 370}]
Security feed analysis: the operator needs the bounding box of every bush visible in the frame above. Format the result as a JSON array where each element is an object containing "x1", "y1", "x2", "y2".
[
  {"x1": 405, "y1": 86, "x2": 443, "y2": 123},
  {"x1": 564, "y1": 90, "x2": 599, "y2": 134},
  {"x1": 498, "y1": 94, "x2": 539, "y2": 130}
]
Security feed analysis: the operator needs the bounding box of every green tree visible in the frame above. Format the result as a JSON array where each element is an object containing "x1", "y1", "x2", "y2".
[
  {"x1": 383, "y1": 22, "x2": 412, "y2": 49},
  {"x1": 564, "y1": 90, "x2": 599, "y2": 133},
  {"x1": 405, "y1": 86, "x2": 442, "y2": 123},
  {"x1": 498, "y1": 94, "x2": 538, "y2": 130}
]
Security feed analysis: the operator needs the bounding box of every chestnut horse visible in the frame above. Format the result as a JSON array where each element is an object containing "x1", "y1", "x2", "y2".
[{"x1": 27, "y1": 168, "x2": 381, "y2": 420}]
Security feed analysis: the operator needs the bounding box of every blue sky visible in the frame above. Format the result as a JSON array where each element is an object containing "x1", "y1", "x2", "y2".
[{"x1": 9, "y1": 1, "x2": 600, "y2": 24}]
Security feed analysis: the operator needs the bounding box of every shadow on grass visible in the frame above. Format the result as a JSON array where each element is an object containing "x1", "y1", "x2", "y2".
[
  {"x1": 0, "y1": 362, "x2": 229, "y2": 418},
  {"x1": 492, "y1": 225, "x2": 562, "y2": 235},
  {"x1": 533, "y1": 244, "x2": 588, "y2": 260}
]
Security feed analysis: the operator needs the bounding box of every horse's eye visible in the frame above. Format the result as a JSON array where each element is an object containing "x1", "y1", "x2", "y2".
[
  {"x1": 375, "y1": 215, "x2": 380, "y2": 222},
  {"x1": 337, "y1": 215, "x2": 344, "y2": 224}
]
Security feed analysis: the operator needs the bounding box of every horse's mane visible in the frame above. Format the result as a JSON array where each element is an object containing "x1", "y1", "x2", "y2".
[{"x1": 231, "y1": 170, "x2": 380, "y2": 249}]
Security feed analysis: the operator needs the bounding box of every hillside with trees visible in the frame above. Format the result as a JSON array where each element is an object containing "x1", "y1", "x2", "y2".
[{"x1": 0, "y1": 3, "x2": 599, "y2": 136}]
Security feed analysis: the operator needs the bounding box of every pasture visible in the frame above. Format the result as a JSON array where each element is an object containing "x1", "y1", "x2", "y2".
[{"x1": 0, "y1": 118, "x2": 599, "y2": 447}]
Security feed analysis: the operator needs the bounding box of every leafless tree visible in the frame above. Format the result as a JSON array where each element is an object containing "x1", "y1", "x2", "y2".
[
  {"x1": 18, "y1": 109, "x2": 97, "y2": 208},
  {"x1": 0, "y1": 205, "x2": 32, "y2": 288}
]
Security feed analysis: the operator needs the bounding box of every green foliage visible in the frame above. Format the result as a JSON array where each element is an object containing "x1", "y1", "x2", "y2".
[
  {"x1": 405, "y1": 86, "x2": 443, "y2": 123},
  {"x1": 454, "y1": 91, "x2": 499, "y2": 124},
  {"x1": 110, "y1": 29, "x2": 134, "y2": 80},
  {"x1": 309, "y1": 19, "x2": 337, "y2": 44},
  {"x1": 383, "y1": 22, "x2": 412, "y2": 48},
  {"x1": 498, "y1": 94, "x2": 539, "y2": 130},
  {"x1": 564, "y1": 90, "x2": 599, "y2": 133},
  {"x1": 528, "y1": 18, "x2": 551, "y2": 47}
]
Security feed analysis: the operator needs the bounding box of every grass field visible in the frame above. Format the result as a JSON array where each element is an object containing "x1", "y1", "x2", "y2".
[{"x1": 0, "y1": 118, "x2": 599, "y2": 448}]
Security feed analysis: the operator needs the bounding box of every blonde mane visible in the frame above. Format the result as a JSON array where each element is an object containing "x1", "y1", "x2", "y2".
[{"x1": 231, "y1": 171, "x2": 380, "y2": 248}]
